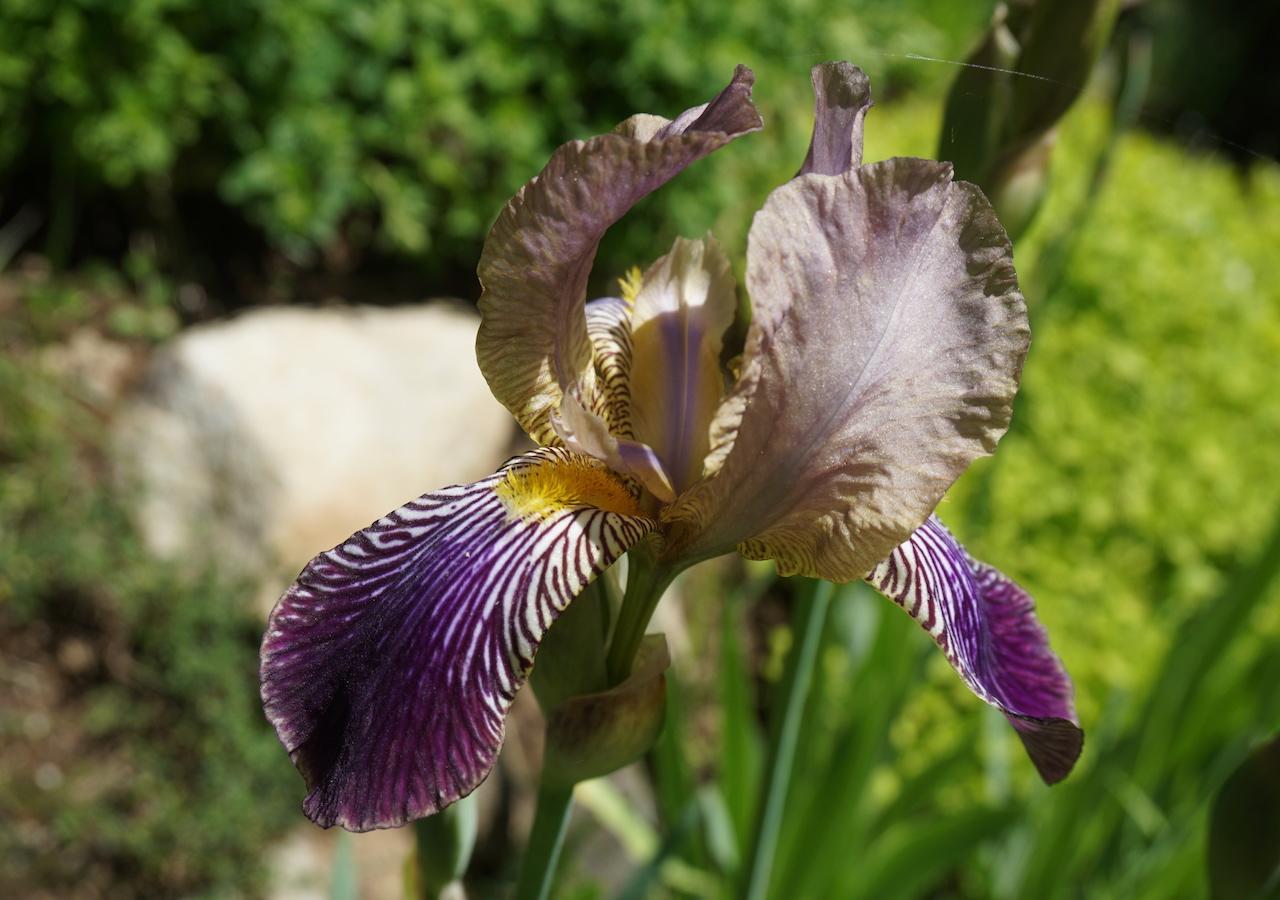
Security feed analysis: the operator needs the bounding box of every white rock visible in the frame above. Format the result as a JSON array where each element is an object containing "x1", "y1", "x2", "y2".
[{"x1": 113, "y1": 303, "x2": 517, "y2": 608}]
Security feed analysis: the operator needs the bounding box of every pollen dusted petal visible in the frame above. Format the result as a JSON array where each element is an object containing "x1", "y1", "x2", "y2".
[
  {"x1": 665, "y1": 157, "x2": 1028, "y2": 579},
  {"x1": 260, "y1": 448, "x2": 655, "y2": 831},
  {"x1": 551, "y1": 391, "x2": 676, "y2": 503},
  {"x1": 476, "y1": 66, "x2": 762, "y2": 446},
  {"x1": 867, "y1": 517, "x2": 1082, "y2": 783}
]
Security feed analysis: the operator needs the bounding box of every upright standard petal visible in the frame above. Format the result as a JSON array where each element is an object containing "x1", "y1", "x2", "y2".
[
  {"x1": 666, "y1": 158, "x2": 1029, "y2": 579},
  {"x1": 797, "y1": 61, "x2": 873, "y2": 177},
  {"x1": 628, "y1": 235, "x2": 738, "y2": 494},
  {"x1": 260, "y1": 449, "x2": 655, "y2": 831},
  {"x1": 476, "y1": 67, "x2": 762, "y2": 446},
  {"x1": 866, "y1": 517, "x2": 1082, "y2": 783}
]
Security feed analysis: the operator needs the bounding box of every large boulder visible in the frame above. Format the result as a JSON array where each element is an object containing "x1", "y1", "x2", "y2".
[{"x1": 113, "y1": 303, "x2": 518, "y2": 607}]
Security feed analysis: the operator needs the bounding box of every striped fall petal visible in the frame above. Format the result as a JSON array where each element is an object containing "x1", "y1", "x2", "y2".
[
  {"x1": 865, "y1": 516, "x2": 1082, "y2": 784},
  {"x1": 260, "y1": 449, "x2": 655, "y2": 831}
]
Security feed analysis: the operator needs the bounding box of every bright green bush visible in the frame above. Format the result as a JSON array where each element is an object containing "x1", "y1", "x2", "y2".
[{"x1": 959, "y1": 105, "x2": 1280, "y2": 710}]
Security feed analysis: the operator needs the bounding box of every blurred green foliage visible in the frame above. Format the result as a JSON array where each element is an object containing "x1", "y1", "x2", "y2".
[
  {"x1": 975, "y1": 102, "x2": 1280, "y2": 710},
  {"x1": 937, "y1": 0, "x2": 1120, "y2": 238},
  {"x1": 0, "y1": 302, "x2": 296, "y2": 896},
  {"x1": 0, "y1": 0, "x2": 989, "y2": 288}
]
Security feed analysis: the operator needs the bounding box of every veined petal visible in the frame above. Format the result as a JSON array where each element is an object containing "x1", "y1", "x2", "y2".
[
  {"x1": 693, "y1": 61, "x2": 872, "y2": 488},
  {"x1": 666, "y1": 158, "x2": 1028, "y2": 579},
  {"x1": 629, "y1": 235, "x2": 738, "y2": 494},
  {"x1": 260, "y1": 448, "x2": 656, "y2": 831},
  {"x1": 585, "y1": 296, "x2": 635, "y2": 436},
  {"x1": 476, "y1": 67, "x2": 762, "y2": 446},
  {"x1": 866, "y1": 517, "x2": 1082, "y2": 783}
]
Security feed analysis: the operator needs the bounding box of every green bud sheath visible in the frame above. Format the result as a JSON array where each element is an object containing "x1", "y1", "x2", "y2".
[{"x1": 542, "y1": 634, "x2": 670, "y2": 787}]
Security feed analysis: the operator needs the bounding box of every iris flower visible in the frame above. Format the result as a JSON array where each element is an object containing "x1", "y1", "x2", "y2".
[{"x1": 261, "y1": 62, "x2": 1082, "y2": 832}]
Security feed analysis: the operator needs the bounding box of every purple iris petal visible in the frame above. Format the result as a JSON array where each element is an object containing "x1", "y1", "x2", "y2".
[
  {"x1": 260, "y1": 449, "x2": 655, "y2": 830},
  {"x1": 866, "y1": 516, "x2": 1082, "y2": 783}
]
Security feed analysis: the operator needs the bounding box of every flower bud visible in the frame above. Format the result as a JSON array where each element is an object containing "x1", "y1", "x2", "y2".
[
  {"x1": 541, "y1": 635, "x2": 670, "y2": 788},
  {"x1": 1008, "y1": 0, "x2": 1120, "y2": 144},
  {"x1": 529, "y1": 579, "x2": 613, "y2": 714},
  {"x1": 409, "y1": 794, "x2": 477, "y2": 899},
  {"x1": 938, "y1": 3, "x2": 1021, "y2": 186},
  {"x1": 988, "y1": 131, "x2": 1055, "y2": 242},
  {"x1": 939, "y1": 0, "x2": 1119, "y2": 239}
]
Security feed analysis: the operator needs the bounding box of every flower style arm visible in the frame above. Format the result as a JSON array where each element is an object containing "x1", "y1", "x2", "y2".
[
  {"x1": 867, "y1": 517, "x2": 1083, "y2": 783},
  {"x1": 260, "y1": 449, "x2": 655, "y2": 831}
]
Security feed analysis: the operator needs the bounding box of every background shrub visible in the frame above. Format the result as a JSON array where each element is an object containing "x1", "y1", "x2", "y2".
[{"x1": 0, "y1": 0, "x2": 987, "y2": 299}]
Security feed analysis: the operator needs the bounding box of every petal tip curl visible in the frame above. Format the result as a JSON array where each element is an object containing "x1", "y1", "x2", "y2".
[
  {"x1": 800, "y1": 60, "x2": 874, "y2": 176},
  {"x1": 867, "y1": 517, "x2": 1082, "y2": 784},
  {"x1": 476, "y1": 66, "x2": 761, "y2": 447}
]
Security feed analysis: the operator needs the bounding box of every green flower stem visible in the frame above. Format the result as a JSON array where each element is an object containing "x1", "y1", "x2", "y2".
[
  {"x1": 743, "y1": 578, "x2": 834, "y2": 900},
  {"x1": 517, "y1": 548, "x2": 677, "y2": 897},
  {"x1": 513, "y1": 780, "x2": 575, "y2": 900},
  {"x1": 605, "y1": 550, "x2": 677, "y2": 686}
]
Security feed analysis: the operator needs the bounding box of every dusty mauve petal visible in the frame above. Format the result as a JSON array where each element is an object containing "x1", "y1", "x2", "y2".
[
  {"x1": 866, "y1": 517, "x2": 1082, "y2": 783},
  {"x1": 692, "y1": 62, "x2": 871, "y2": 486},
  {"x1": 476, "y1": 67, "x2": 762, "y2": 446},
  {"x1": 665, "y1": 157, "x2": 1028, "y2": 579},
  {"x1": 798, "y1": 61, "x2": 873, "y2": 177},
  {"x1": 260, "y1": 449, "x2": 655, "y2": 831}
]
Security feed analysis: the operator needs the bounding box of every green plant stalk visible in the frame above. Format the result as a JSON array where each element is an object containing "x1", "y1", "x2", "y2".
[
  {"x1": 606, "y1": 548, "x2": 677, "y2": 685},
  {"x1": 518, "y1": 551, "x2": 677, "y2": 898},
  {"x1": 518, "y1": 545, "x2": 679, "y2": 897},
  {"x1": 513, "y1": 780, "x2": 575, "y2": 900},
  {"x1": 743, "y1": 578, "x2": 834, "y2": 900}
]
